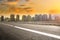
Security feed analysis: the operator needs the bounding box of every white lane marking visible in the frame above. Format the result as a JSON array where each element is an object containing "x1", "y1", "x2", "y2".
[{"x1": 1, "y1": 23, "x2": 60, "y2": 39}]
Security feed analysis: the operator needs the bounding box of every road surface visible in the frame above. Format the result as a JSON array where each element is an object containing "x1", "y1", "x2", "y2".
[{"x1": 0, "y1": 22, "x2": 60, "y2": 40}]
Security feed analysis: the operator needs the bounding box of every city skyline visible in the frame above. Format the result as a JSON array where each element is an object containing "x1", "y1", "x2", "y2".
[
  {"x1": 0, "y1": 0, "x2": 60, "y2": 40},
  {"x1": 0, "y1": 14, "x2": 59, "y2": 21}
]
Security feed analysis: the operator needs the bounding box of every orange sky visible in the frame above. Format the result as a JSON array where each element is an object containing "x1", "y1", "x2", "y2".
[{"x1": 0, "y1": 0, "x2": 60, "y2": 16}]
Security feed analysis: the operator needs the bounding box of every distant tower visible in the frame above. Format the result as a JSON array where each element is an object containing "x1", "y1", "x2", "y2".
[
  {"x1": 22, "y1": 15, "x2": 27, "y2": 21},
  {"x1": 16, "y1": 15, "x2": 20, "y2": 21},
  {"x1": 42, "y1": 14, "x2": 48, "y2": 21},
  {"x1": 39, "y1": 14, "x2": 43, "y2": 21},
  {"x1": 1, "y1": 16, "x2": 4, "y2": 21},
  {"x1": 34, "y1": 14, "x2": 39, "y2": 21},
  {"x1": 10, "y1": 14, "x2": 15, "y2": 21},
  {"x1": 49, "y1": 14, "x2": 52, "y2": 21},
  {"x1": 26, "y1": 15, "x2": 31, "y2": 21}
]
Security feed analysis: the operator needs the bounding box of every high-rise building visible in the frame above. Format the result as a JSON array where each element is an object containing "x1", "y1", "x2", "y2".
[
  {"x1": 49, "y1": 14, "x2": 52, "y2": 21},
  {"x1": 16, "y1": 15, "x2": 20, "y2": 21},
  {"x1": 10, "y1": 14, "x2": 15, "y2": 21},
  {"x1": 55, "y1": 16, "x2": 60, "y2": 22},
  {"x1": 34, "y1": 14, "x2": 43, "y2": 21},
  {"x1": 34, "y1": 14, "x2": 48, "y2": 21},
  {"x1": 26, "y1": 15, "x2": 31, "y2": 21},
  {"x1": 22, "y1": 15, "x2": 27, "y2": 21},
  {"x1": 39, "y1": 14, "x2": 43, "y2": 21},
  {"x1": 34, "y1": 14, "x2": 39, "y2": 21},
  {"x1": 0, "y1": 16, "x2": 4, "y2": 21},
  {"x1": 42, "y1": 14, "x2": 48, "y2": 21},
  {"x1": 31, "y1": 17, "x2": 35, "y2": 21}
]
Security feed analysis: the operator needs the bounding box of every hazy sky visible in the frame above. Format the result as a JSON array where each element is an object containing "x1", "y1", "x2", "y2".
[
  {"x1": 31, "y1": 0, "x2": 60, "y2": 13},
  {"x1": 0, "y1": 0, "x2": 60, "y2": 16}
]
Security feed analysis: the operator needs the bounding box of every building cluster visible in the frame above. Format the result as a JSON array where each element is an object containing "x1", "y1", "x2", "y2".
[
  {"x1": 32, "y1": 14, "x2": 52, "y2": 21},
  {"x1": 0, "y1": 14, "x2": 20, "y2": 22},
  {"x1": 0, "y1": 14, "x2": 55, "y2": 22}
]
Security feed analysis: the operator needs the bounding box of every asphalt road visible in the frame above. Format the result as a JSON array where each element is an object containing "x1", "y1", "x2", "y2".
[{"x1": 0, "y1": 22, "x2": 60, "y2": 40}]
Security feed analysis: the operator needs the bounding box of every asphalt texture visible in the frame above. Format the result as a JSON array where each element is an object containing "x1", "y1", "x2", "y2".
[{"x1": 0, "y1": 22, "x2": 60, "y2": 40}]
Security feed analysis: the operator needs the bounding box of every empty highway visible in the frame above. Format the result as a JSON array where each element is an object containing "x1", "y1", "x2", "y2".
[{"x1": 0, "y1": 22, "x2": 60, "y2": 40}]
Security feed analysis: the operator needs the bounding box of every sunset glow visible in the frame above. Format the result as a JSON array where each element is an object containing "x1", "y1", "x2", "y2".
[{"x1": 0, "y1": 0, "x2": 60, "y2": 16}]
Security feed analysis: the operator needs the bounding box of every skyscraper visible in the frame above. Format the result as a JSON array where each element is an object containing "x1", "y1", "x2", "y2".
[
  {"x1": 26, "y1": 15, "x2": 31, "y2": 21},
  {"x1": 49, "y1": 14, "x2": 52, "y2": 21},
  {"x1": 42, "y1": 14, "x2": 48, "y2": 21},
  {"x1": 16, "y1": 15, "x2": 20, "y2": 21},
  {"x1": 10, "y1": 14, "x2": 15, "y2": 21},
  {"x1": 0, "y1": 16, "x2": 4, "y2": 21},
  {"x1": 39, "y1": 14, "x2": 43, "y2": 21},
  {"x1": 34, "y1": 14, "x2": 43, "y2": 21},
  {"x1": 34, "y1": 14, "x2": 39, "y2": 21},
  {"x1": 22, "y1": 15, "x2": 27, "y2": 21}
]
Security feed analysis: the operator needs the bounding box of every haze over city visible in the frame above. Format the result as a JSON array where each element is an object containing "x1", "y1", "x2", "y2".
[{"x1": 0, "y1": 0, "x2": 60, "y2": 40}]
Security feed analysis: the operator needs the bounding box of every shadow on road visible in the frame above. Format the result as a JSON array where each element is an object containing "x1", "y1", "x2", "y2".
[{"x1": 0, "y1": 28, "x2": 18, "y2": 40}]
